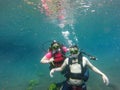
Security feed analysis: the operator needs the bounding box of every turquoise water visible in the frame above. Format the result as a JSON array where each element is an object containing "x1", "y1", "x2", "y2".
[{"x1": 0, "y1": 0, "x2": 120, "y2": 90}]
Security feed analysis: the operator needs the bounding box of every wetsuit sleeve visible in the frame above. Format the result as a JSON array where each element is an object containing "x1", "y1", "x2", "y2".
[{"x1": 45, "y1": 52, "x2": 52, "y2": 59}]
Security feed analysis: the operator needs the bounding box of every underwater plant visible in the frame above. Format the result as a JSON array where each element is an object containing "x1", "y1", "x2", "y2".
[
  {"x1": 48, "y1": 83, "x2": 57, "y2": 90},
  {"x1": 26, "y1": 79, "x2": 39, "y2": 90}
]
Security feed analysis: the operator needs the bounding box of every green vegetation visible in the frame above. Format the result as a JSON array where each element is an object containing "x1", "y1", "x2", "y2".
[{"x1": 26, "y1": 79, "x2": 39, "y2": 90}]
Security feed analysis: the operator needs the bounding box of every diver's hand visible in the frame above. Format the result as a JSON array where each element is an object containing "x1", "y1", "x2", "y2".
[
  {"x1": 50, "y1": 69, "x2": 55, "y2": 78},
  {"x1": 46, "y1": 58, "x2": 54, "y2": 63},
  {"x1": 102, "y1": 74, "x2": 109, "y2": 86},
  {"x1": 49, "y1": 58, "x2": 54, "y2": 63},
  {"x1": 90, "y1": 56, "x2": 97, "y2": 60}
]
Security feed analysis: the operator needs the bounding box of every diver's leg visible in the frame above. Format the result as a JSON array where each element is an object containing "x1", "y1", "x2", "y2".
[{"x1": 62, "y1": 81, "x2": 72, "y2": 90}]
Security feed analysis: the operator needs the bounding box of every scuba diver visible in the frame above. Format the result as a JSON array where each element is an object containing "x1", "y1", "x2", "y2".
[
  {"x1": 40, "y1": 40, "x2": 68, "y2": 70},
  {"x1": 50, "y1": 45, "x2": 109, "y2": 90}
]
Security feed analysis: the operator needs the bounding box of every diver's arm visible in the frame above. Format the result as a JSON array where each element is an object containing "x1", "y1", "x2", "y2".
[
  {"x1": 50, "y1": 58, "x2": 68, "y2": 77},
  {"x1": 40, "y1": 56, "x2": 54, "y2": 64},
  {"x1": 85, "y1": 57, "x2": 109, "y2": 85}
]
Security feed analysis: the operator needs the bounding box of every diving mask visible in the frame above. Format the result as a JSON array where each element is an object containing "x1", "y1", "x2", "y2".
[
  {"x1": 70, "y1": 48, "x2": 79, "y2": 54},
  {"x1": 52, "y1": 44, "x2": 60, "y2": 50}
]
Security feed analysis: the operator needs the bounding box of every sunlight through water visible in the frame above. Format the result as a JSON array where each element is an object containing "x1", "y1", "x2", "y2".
[{"x1": 24, "y1": 0, "x2": 94, "y2": 45}]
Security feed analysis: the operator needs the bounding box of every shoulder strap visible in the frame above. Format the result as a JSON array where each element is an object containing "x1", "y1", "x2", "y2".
[
  {"x1": 78, "y1": 53, "x2": 84, "y2": 73},
  {"x1": 68, "y1": 53, "x2": 84, "y2": 73},
  {"x1": 68, "y1": 56, "x2": 72, "y2": 65},
  {"x1": 78, "y1": 52, "x2": 82, "y2": 64},
  {"x1": 78, "y1": 53, "x2": 88, "y2": 75}
]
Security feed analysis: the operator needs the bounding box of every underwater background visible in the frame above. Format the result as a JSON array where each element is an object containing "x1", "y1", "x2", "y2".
[{"x1": 0, "y1": 0, "x2": 120, "y2": 90}]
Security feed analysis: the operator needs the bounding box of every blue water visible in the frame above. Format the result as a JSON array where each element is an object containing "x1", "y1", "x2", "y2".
[{"x1": 0, "y1": 0, "x2": 120, "y2": 90}]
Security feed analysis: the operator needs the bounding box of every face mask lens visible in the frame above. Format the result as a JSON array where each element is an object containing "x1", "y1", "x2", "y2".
[
  {"x1": 74, "y1": 50, "x2": 78, "y2": 54},
  {"x1": 70, "y1": 49, "x2": 78, "y2": 54},
  {"x1": 52, "y1": 45, "x2": 59, "y2": 50}
]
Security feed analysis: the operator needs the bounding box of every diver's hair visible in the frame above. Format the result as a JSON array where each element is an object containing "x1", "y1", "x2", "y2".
[{"x1": 69, "y1": 45, "x2": 79, "y2": 49}]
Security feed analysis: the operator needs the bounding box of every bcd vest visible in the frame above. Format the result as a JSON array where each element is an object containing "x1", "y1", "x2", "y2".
[
  {"x1": 51, "y1": 47, "x2": 66, "y2": 67},
  {"x1": 67, "y1": 53, "x2": 89, "y2": 82}
]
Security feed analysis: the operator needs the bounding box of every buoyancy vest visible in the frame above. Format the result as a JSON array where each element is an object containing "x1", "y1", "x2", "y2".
[
  {"x1": 51, "y1": 47, "x2": 66, "y2": 67},
  {"x1": 68, "y1": 53, "x2": 89, "y2": 82}
]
